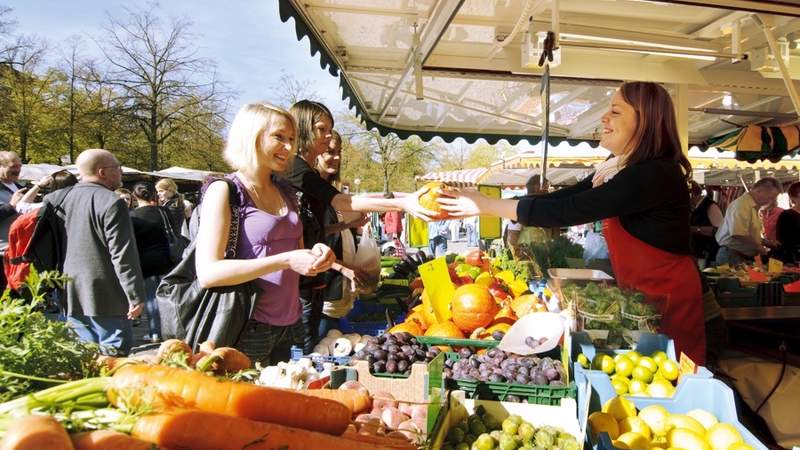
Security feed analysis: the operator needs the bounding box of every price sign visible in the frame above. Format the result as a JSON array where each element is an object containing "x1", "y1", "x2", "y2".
[
  {"x1": 678, "y1": 352, "x2": 697, "y2": 380},
  {"x1": 418, "y1": 256, "x2": 455, "y2": 322}
]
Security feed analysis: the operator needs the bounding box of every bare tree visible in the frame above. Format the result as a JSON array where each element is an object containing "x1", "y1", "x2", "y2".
[
  {"x1": 0, "y1": 6, "x2": 27, "y2": 66},
  {"x1": 96, "y1": 6, "x2": 228, "y2": 170},
  {"x1": 269, "y1": 70, "x2": 322, "y2": 109}
]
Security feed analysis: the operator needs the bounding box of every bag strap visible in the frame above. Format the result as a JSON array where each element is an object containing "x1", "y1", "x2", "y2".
[
  {"x1": 157, "y1": 207, "x2": 177, "y2": 239},
  {"x1": 202, "y1": 178, "x2": 241, "y2": 259}
]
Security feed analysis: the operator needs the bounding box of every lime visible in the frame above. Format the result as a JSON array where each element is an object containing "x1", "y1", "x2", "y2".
[
  {"x1": 593, "y1": 354, "x2": 616, "y2": 375},
  {"x1": 632, "y1": 366, "x2": 654, "y2": 383},
  {"x1": 637, "y1": 356, "x2": 658, "y2": 373},
  {"x1": 577, "y1": 353, "x2": 590, "y2": 369},
  {"x1": 611, "y1": 377, "x2": 629, "y2": 395},
  {"x1": 615, "y1": 357, "x2": 635, "y2": 378},
  {"x1": 658, "y1": 360, "x2": 680, "y2": 382},
  {"x1": 626, "y1": 351, "x2": 642, "y2": 364},
  {"x1": 646, "y1": 378, "x2": 675, "y2": 398},
  {"x1": 651, "y1": 350, "x2": 669, "y2": 365}
]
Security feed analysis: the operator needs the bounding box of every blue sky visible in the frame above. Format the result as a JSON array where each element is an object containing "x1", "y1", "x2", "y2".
[{"x1": 8, "y1": 0, "x2": 350, "y2": 115}]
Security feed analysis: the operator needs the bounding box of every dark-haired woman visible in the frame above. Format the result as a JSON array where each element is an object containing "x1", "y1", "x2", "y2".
[
  {"x1": 772, "y1": 182, "x2": 800, "y2": 264},
  {"x1": 440, "y1": 82, "x2": 706, "y2": 363},
  {"x1": 130, "y1": 181, "x2": 172, "y2": 343}
]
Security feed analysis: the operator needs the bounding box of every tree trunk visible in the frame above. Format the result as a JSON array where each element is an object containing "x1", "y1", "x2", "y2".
[
  {"x1": 149, "y1": 106, "x2": 158, "y2": 171},
  {"x1": 383, "y1": 167, "x2": 390, "y2": 195}
]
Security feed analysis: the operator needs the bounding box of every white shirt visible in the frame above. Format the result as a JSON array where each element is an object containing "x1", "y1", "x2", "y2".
[{"x1": 715, "y1": 192, "x2": 762, "y2": 248}]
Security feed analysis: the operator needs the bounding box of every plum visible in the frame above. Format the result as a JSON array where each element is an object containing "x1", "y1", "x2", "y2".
[
  {"x1": 397, "y1": 360, "x2": 409, "y2": 373},
  {"x1": 385, "y1": 360, "x2": 398, "y2": 373}
]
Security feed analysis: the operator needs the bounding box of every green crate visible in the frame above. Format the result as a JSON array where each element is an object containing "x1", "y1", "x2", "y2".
[
  {"x1": 443, "y1": 352, "x2": 576, "y2": 406},
  {"x1": 416, "y1": 336, "x2": 500, "y2": 349}
]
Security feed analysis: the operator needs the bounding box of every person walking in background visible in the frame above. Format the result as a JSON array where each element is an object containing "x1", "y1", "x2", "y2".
[
  {"x1": 195, "y1": 102, "x2": 334, "y2": 365},
  {"x1": 428, "y1": 220, "x2": 448, "y2": 257},
  {"x1": 449, "y1": 218, "x2": 461, "y2": 242},
  {"x1": 156, "y1": 178, "x2": 187, "y2": 233},
  {"x1": 115, "y1": 188, "x2": 134, "y2": 209},
  {"x1": 465, "y1": 215, "x2": 479, "y2": 247},
  {"x1": 382, "y1": 193, "x2": 403, "y2": 240},
  {"x1": 759, "y1": 198, "x2": 783, "y2": 248},
  {"x1": 0, "y1": 151, "x2": 25, "y2": 289},
  {"x1": 130, "y1": 181, "x2": 173, "y2": 343},
  {"x1": 15, "y1": 170, "x2": 79, "y2": 214},
  {"x1": 689, "y1": 181, "x2": 723, "y2": 267},
  {"x1": 45, "y1": 149, "x2": 145, "y2": 355},
  {"x1": 715, "y1": 177, "x2": 781, "y2": 265}
]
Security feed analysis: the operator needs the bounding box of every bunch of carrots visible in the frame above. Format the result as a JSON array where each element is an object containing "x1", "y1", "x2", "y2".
[{"x1": 0, "y1": 339, "x2": 414, "y2": 450}]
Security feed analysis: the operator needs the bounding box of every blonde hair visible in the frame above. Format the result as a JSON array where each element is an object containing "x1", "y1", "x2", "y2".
[
  {"x1": 156, "y1": 178, "x2": 178, "y2": 194},
  {"x1": 225, "y1": 102, "x2": 296, "y2": 170}
]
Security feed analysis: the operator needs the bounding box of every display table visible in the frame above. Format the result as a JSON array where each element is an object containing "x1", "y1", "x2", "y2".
[{"x1": 721, "y1": 305, "x2": 800, "y2": 320}]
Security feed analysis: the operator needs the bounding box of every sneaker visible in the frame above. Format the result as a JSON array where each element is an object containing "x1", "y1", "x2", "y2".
[{"x1": 149, "y1": 335, "x2": 161, "y2": 344}]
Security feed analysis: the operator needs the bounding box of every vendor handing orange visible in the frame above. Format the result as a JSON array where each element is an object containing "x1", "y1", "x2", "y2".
[{"x1": 439, "y1": 82, "x2": 706, "y2": 364}]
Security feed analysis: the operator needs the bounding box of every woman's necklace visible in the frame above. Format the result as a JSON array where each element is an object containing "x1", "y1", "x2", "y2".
[{"x1": 240, "y1": 174, "x2": 285, "y2": 215}]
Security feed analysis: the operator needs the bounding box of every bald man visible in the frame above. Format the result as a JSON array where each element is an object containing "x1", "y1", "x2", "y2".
[{"x1": 44, "y1": 149, "x2": 145, "y2": 355}]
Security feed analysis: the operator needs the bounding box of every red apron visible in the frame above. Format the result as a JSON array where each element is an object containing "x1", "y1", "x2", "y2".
[{"x1": 603, "y1": 217, "x2": 706, "y2": 364}]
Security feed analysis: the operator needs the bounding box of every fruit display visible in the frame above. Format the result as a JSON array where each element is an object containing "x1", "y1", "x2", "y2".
[
  {"x1": 441, "y1": 405, "x2": 580, "y2": 450},
  {"x1": 351, "y1": 332, "x2": 441, "y2": 375},
  {"x1": 588, "y1": 396, "x2": 756, "y2": 450},
  {"x1": 445, "y1": 347, "x2": 567, "y2": 387},
  {"x1": 576, "y1": 349, "x2": 680, "y2": 397}
]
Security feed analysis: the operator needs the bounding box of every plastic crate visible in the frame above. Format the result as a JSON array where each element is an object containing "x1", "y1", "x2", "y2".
[
  {"x1": 289, "y1": 346, "x2": 351, "y2": 370},
  {"x1": 590, "y1": 377, "x2": 768, "y2": 450},
  {"x1": 416, "y1": 336, "x2": 500, "y2": 349},
  {"x1": 443, "y1": 351, "x2": 576, "y2": 406},
  {"x1": 430, "y1": 390, "x2": 583, "y2": 450}
]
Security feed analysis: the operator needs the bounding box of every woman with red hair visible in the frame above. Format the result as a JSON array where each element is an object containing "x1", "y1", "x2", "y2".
[{"x1": 440, "y1": 82, "x2": 706, "y2": 363}]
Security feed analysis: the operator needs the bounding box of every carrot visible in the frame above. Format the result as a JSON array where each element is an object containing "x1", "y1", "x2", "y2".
[
  {"x1": 132, "y1": 409, "x2": 412, "y2": 450},
  {"x1": 195, "y1": 347, "x2": 251, "y2": 374},
  {"x1": 71, "y1": 430, "x2": 167, "y2": 450},
  {"x1": 111, "y1": 364, "x2": 350, "y2": 435},
  {"x1": 0, "y1": 415, "x2": 73, "y2": 450},
  {"x1": 298, "y1": 389, "x2": 373, "y2": 416}
]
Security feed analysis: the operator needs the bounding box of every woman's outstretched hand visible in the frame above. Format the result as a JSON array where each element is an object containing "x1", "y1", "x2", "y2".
[{"x1": 437, "y1": 188, "x2": 485, "y2": 218}]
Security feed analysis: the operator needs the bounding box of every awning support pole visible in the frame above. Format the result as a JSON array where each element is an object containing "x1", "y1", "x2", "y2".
[
  {"x1": 673, "y1": 83, "x2": 689, "y2": 155},
  {"x1": 540, "y1": 64, "x2": 551, "y2": 189},
  {"x1": 755, "y1": 14, "x2": 800, "y2": 116}
]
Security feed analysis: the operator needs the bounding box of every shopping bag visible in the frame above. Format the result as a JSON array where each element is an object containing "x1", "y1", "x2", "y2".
[{"x1": 353, "y1": 223, "x2": 381, "y2": 293}]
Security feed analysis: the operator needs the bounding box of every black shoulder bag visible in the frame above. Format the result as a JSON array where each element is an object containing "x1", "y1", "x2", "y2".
[{"x1": 156, "y1": 178, "x2": 260, "y2": 351}]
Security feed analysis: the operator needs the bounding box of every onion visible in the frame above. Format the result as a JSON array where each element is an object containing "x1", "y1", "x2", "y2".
[
  {"x1": 381, "y1": 407, "x2": 410, "y2": 431},
  {"x1": 329, "y1": 337, "x2": 352, "y2": 356},
  {"x1": 338, "y1": 380, "x2": 370, "y2": 397},
  {"x1": 372, "y1": 391, "x2": 398, "y2": 410},
  {"x1": 326, "y1": 329, "x2": 343, "y2": 338}
]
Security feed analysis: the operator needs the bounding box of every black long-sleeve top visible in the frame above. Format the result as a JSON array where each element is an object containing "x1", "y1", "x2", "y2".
[{"x1": 516, "y1": 158, "x2": 692, "y2": 255}]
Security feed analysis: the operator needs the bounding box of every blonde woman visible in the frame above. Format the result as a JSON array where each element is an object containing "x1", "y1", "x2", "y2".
[
  {"x1": 195, "y1": 102, "x2": 335, "y2": 365},
  {"x1": 156, "y1": 178, "x2": 186, "y2": 232}
]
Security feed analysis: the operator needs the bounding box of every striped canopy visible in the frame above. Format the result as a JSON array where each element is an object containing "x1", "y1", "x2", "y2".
[{"x1": 706, "y1": 125, "x2": 800, "y2": 163}]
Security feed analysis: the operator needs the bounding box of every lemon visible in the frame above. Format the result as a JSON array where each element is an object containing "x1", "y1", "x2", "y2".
[
  {"x1": 602, "y1": 396, "x2": 638, "y2": 421},
  {"x1": 658, "y1": 360, "x2": 680, "y2": 382},
  {"x1": 615, "y1": 357, "x2": 635, "y2": 378},
  {"x1": 626, "y1": 351, "x2": 642, "y2": 364},
  {"x1": 613, "y1": 440, "x2": 631, "y2": 449},
  {"x1": 588, "y1": 411, "x2": 620, "y2": 441},
  {"x1": 728, "y1": 443, "x2": 755, "y2": 450},
  {"x1": 619, "y1": 416, "x2": 652, "y2": 440},
  {"x1": 651, "y1": 350, "x2": 669, "y2": 365},
  {"x1": 638, "y1": 356, "x2": 659, "y2": 373},
  {"x1": 706, "y1": 423, "x2": 744, "y2": 450},
  {"x1": 638, "y1": 404, "x2": 670, "y2": 435},
  {"x1": 577, "y1": 353, "x2": 590, "y2": 369},
  {"x1": 629, "y1": 379, "x2": 649, "y2": 396},
  {"x1": 686, "y1": 409, "x2": 719, "y2": 431},
  {"x1": 615, "y1": 353, "x2": 630, "y2": 364},
  {"x1": 593, "y1": 354, "x2": 616, "y2": 374},
  {"x1": 646, "y1": 378, "x2": 675, "y2": 398},
  {"x1": 632, "y1": 366, "x2": 654, "y2": 383},
  {"x1": 668, "y1": 428, "x2": 711, "y2": 450},
  {"x1": 650, "y1": 435, "x2": 669, "y2": 449},
  {"x1": 667, "y1": 414, "x2": 706, "y2": 436},
  {"x1": 617, "y1": 432, "x2": 650, "y2": 450}
]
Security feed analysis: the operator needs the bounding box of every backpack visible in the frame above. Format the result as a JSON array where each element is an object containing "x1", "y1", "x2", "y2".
[{"x1": 3, "y1": 187, "x2": 72, "y2": 291}]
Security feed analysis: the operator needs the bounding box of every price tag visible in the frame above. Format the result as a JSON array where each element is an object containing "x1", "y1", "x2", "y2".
[
  {"x1": 768, "y1": 258, "x2": 784, "y2": 274},
  {"x1": 418, "y1": 256, "x2": 455, "y2": 322},
  {"x1": 746, "y1": 267, "x2": 769, "y2": 283},
  {"x1": 678, "y1": 352, "x2": 697, "y2": 380}
]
